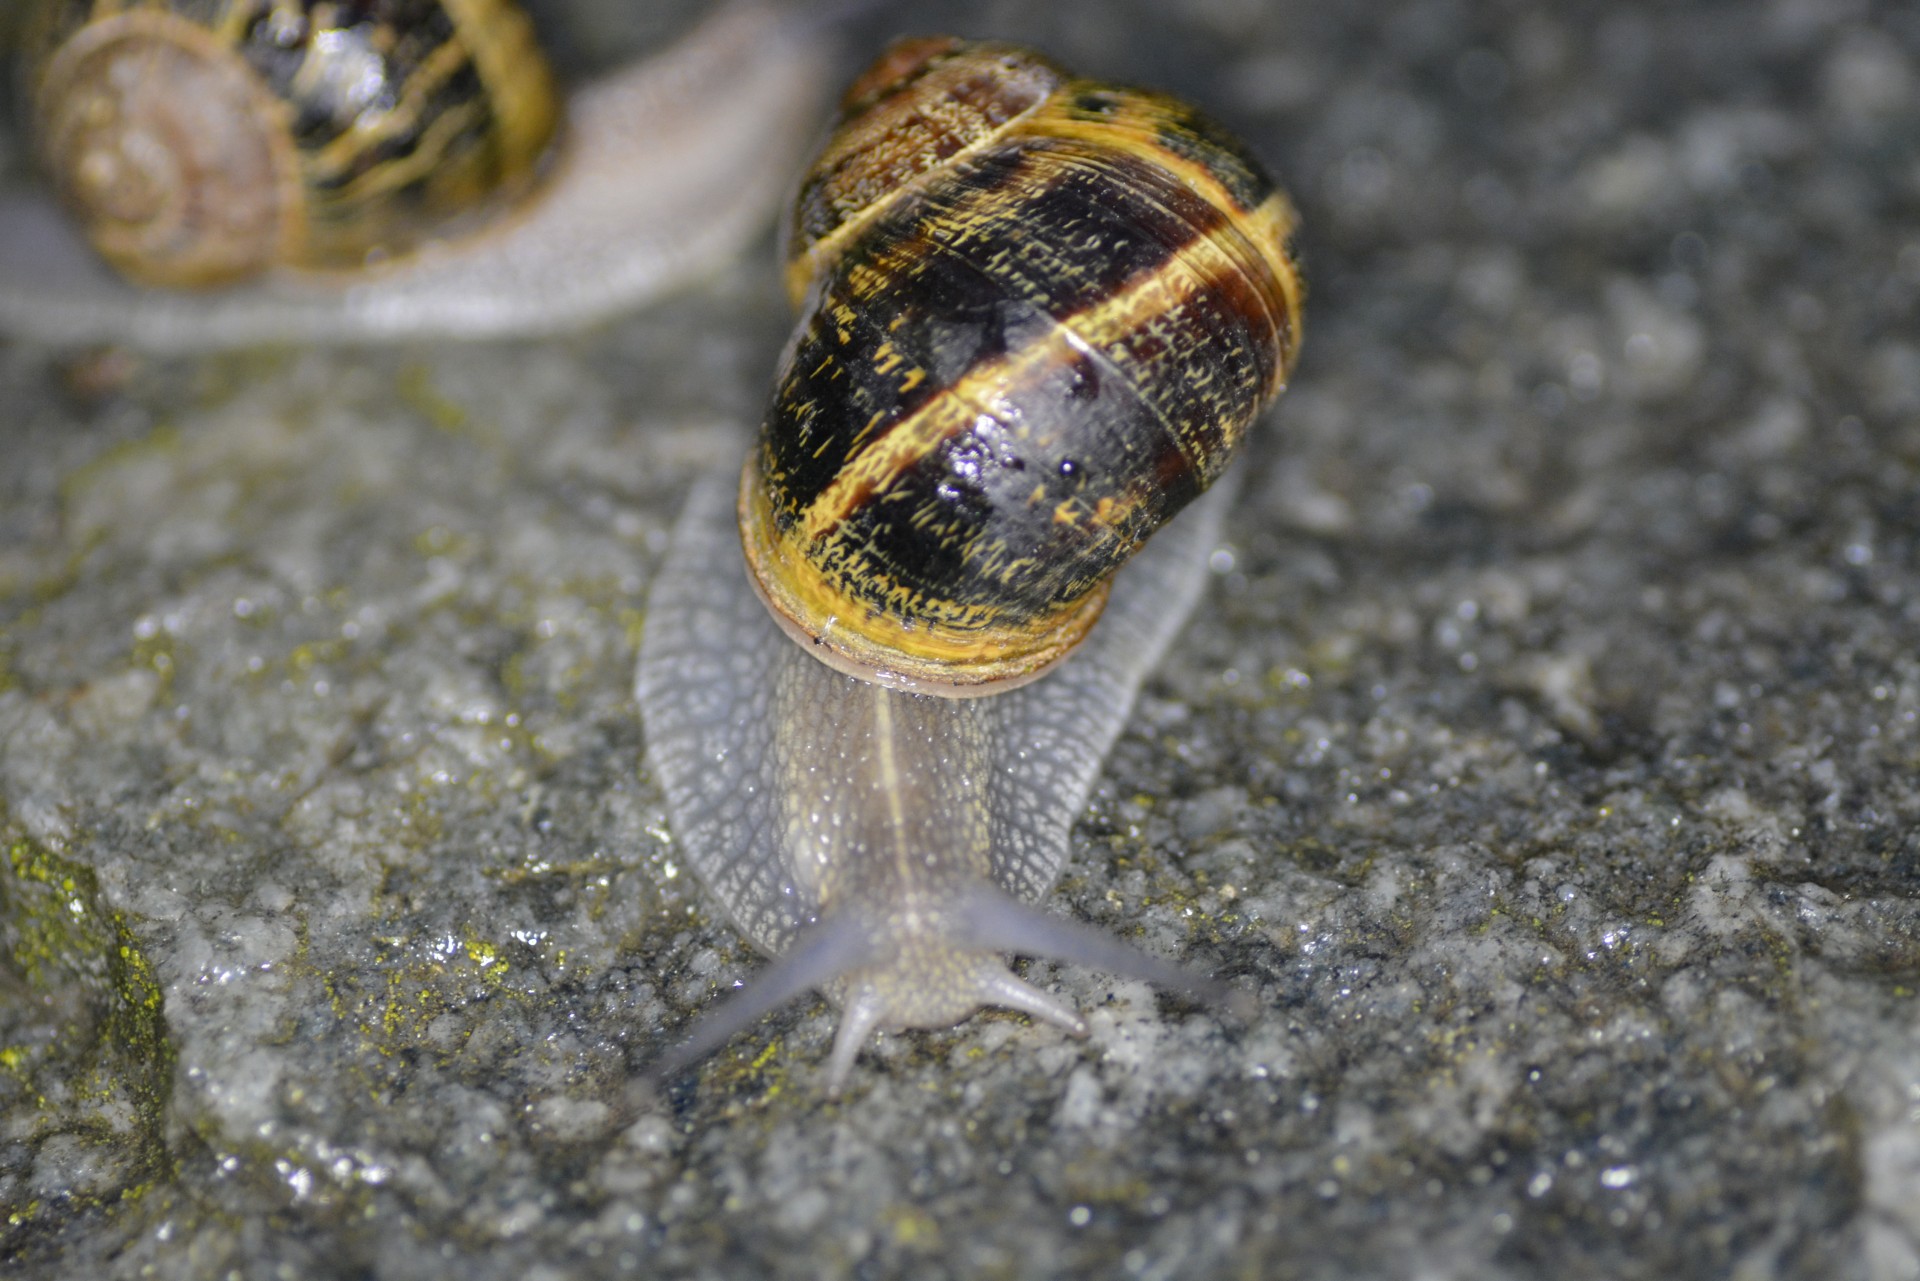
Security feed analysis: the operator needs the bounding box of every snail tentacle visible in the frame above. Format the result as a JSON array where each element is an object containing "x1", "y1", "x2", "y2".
[
  {"x1": 951, "y1": 887, "x2": 1240, "y2": 1014},
  {"x1": 823, "y1": 988, "x2": 887, "y2": 1096},
  {"x1": 643, "y1": 916, "x2": 879, "y2": 1091}
]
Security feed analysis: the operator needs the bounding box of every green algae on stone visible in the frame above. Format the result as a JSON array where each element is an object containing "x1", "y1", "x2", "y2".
[
  {"x1": 0, "y1": 826, "x2": 175, "y2": 1245},
  {"x1": 395, "y1": 364, "x2": 474, "y2": 436}
]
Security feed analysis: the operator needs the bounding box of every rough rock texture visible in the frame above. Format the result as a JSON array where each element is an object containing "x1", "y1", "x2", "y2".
[{"x1": 2, "y1": 0, "x2": 1917, "y2": 1278}]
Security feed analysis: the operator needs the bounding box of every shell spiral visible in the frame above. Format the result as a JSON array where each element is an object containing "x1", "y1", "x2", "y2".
[
  {"x1": 740, "y1": 37, "x2": 1304, "y2": 694},
  {"x1": 27, "y1": 0, "x2": 559, "y2": 288}
]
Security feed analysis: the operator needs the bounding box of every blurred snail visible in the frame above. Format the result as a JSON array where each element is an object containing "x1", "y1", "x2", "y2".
[
  {"x1": 636, "y1": 37, "x2": 1303, "y2": 1092},
  {"x1": 0, "y1": 0, "x2": 830, "y2": 349}
]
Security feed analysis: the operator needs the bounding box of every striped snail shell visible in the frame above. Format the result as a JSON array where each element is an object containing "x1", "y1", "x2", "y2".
[
  {"x1": 0, "y1": 2, "x2": 829, "y2": 348},
  {"x1": 637, "y1": 38, "x2": 1301, "y2": 1093},
  {"x1": 740, "y1": 36, "x2": 1304, "y2": 695}
]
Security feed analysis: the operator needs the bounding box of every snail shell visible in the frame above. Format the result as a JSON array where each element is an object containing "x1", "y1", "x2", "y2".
[
  {"x1": 635, "y1": 39, "x2": 1301, "y2": 1092},
  {"x1": 0, "y1": 1, "x2": 829, "y2": 349},
  {"x1": 26, "y1": 0, "x2": 561, "y2": 289},
  {"x1": 741, "y1": 37, "x2": 1303, "y2": 694}
]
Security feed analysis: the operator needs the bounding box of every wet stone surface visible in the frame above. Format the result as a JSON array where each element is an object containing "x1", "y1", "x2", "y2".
[{"x1": 1, "y1": 1, "x2": 1917, "y2": 1278}]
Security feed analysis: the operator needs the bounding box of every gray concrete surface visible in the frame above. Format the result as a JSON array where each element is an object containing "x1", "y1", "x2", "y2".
[{"x1": 1, "y1": 1, "x2": 1916, "y2": 1277}]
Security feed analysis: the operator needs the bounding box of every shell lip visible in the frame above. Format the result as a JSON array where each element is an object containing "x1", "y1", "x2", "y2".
[{"x1": 736, "y1": 456, "x2": 1108, "y2": 699}]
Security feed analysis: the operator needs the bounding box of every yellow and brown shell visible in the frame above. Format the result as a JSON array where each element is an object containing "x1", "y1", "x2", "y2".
[
  {"x1": 26, "y1": 0, "x2": 559, "y2": 288},
  {"x1": 740, "y1": 37, "x2": 1305, "y2": 694}
]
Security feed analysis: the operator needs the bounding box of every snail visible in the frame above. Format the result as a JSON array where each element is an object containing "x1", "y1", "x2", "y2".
[
  {"x1": 636, "y1": 37, "x2": 1303, "y2": 1093},
  {"x1": 0, "y1": 0, "x2": 830, "y2": 350}
]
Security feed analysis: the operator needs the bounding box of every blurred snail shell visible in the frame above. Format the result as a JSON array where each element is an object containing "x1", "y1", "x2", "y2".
[
  {"x1": 0, "y1": 1, "x2": 830, "y2": 349},
  {"x1": 27, "y1": 0, "x2": 562, "y2": 289},
  {"x1": 636, "y1": 38, "x2": 1300, "y2": 1093}
]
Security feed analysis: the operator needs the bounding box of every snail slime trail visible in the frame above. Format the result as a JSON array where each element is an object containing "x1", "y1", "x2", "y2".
[
  {"x1": 0, "y1": 1, "x2": 830, "y2": 348},
  {"x1": 637, "y1": 37, "x2": 1303, "y2": 1093}
]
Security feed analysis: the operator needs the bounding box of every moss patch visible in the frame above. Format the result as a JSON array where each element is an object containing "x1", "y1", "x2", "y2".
[{"x1": 0, "y1": 823, "x2": 175, "y2": 1251}]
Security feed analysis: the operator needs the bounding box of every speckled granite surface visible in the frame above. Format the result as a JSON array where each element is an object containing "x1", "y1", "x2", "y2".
[{"x1": 2, "y1": 1, "x2": 1917, "y2": 1278}]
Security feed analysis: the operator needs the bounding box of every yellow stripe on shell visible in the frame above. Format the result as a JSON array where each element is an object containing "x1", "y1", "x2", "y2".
[
  {"x1": 1022, "y1": 96, "x2": 1303, "y2": 384},
  {"x1": 740, "y1": 458, "x2": 1115, "y2": 694},
  {"x1": 441, "y1": 0, "x2": 560, "y2": 181},
  {"x1": 303, "y1": 34, "x2": 474, "y2": 184},
  {"x1": 783, "y1": 47, "x2": 1065, "y2": 307},
  {"x1": 318, "y1": 98, "x2": 486, "y2": 208},
  {"x1": 211, "y1": 0, "x2": 255, "y2": 46},
  {"x1": 794, "y1": 186, "x2": 1293, "y2": 546}
]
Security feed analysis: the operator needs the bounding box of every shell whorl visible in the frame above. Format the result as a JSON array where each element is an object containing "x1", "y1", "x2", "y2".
[
  {"x1": 741, "y1": 37, "x2": 1304, "y2": 695},
  {"x1": 35, "y1": 10, "x2": 300, "y2": 288}
]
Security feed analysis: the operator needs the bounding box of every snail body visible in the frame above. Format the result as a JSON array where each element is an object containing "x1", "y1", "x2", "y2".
[
  {"x1": 639, "y1": 475, "x2": 1238, "y2": 1092},
  {"x1": 0, "y1": 1, "x2": 829, "y2": 348},
  {"x1": 636, "y1": 39, "x2": 1301, "y2": 1092}
]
